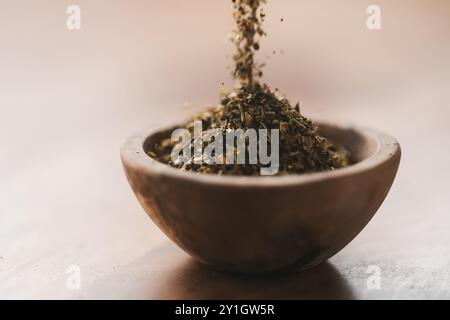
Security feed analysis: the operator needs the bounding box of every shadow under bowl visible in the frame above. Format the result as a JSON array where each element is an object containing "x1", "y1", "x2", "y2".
[{"x1": 121, "y1": 121, "x2": 401, "y2": 274}]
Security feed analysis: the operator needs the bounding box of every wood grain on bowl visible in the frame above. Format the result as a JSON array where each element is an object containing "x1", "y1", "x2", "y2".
[{"x1": 121, "y1": 122, "x2": 401, "y2": 274}]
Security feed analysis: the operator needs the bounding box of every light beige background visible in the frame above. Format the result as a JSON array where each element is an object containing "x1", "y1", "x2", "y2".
[{"x1": 1, "y1": 0, "x2": 450, "y2": 299}]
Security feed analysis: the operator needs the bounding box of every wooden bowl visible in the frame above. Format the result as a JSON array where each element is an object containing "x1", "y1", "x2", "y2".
[{"x1": 121, "y1": 121, "x2": 401, "y2": 274}]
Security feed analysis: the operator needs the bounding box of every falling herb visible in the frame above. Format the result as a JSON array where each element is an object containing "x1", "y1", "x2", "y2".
[
  {"x1": 231, "y1": 0, "x2": 267, "y2": 87},
  {"x1": 150, "y1": 0, "x2": 351, "y2": 176}
]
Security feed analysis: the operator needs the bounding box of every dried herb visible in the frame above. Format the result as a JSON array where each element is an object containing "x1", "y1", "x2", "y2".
[
  {"x1": 150, "y1": 0, "x2": 351, "y2": 176},
  {"x1": 231, "y1": 0, "x2": 266, "y2": 87}
]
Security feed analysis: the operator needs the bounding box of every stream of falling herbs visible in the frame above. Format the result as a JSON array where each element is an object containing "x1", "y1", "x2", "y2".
[{"x1": 150, "y1": 0, "x2": 351, "y2": 176}]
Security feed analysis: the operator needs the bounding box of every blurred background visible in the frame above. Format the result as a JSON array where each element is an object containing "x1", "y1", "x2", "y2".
[{"x1": 1, "y1": 0, "x2": 450, "y2": 299}]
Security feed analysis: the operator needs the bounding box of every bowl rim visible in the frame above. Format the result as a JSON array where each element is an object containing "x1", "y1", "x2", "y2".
[{"x1": 120, "y1": 119, "x2": 401, "y2": 188}]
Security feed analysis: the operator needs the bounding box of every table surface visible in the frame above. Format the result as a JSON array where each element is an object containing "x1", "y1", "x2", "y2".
[{"x1": 1, "y1": 0, "x2": 450, "y2": 300}]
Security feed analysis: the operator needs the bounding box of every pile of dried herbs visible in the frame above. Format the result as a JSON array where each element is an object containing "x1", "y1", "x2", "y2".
[{"x1": 149, "y1": 0, "x2": 350, "y2": 176}]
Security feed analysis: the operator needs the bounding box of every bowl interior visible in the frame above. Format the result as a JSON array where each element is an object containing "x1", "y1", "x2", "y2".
[
  {"x1": 317, "y1": 124, "x2": 377, "y2": 163},
  {"x1": 143, "y1": 122, "x2": 378, "y2": 167}
]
